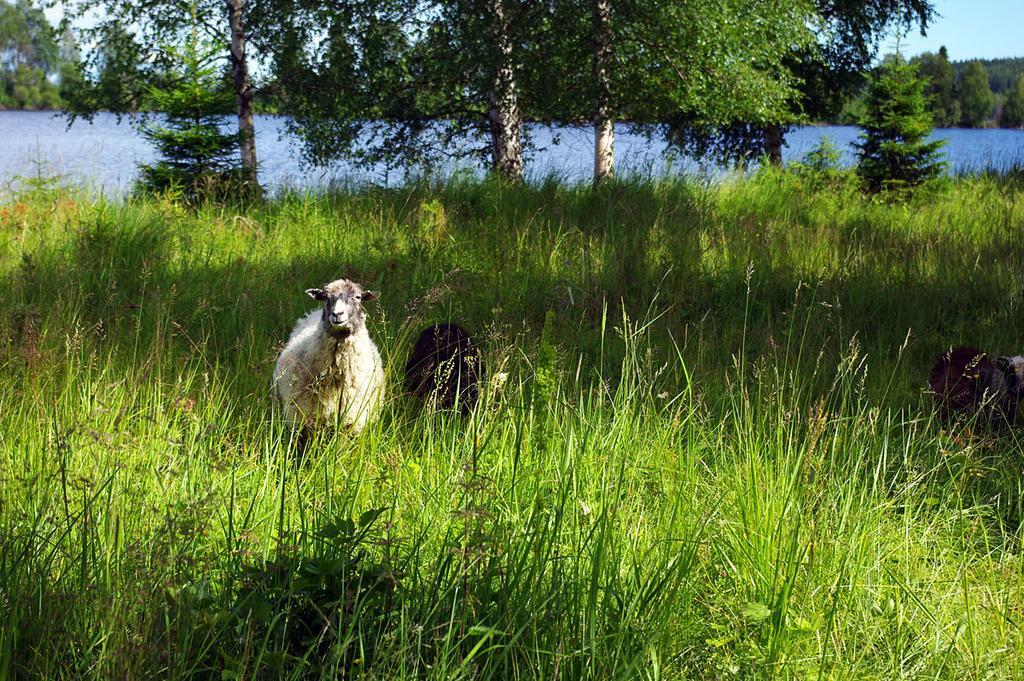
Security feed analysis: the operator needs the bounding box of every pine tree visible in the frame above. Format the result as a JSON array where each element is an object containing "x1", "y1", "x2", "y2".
[
  {"x1": 959, "y1": 61, "x2": 995, "y2": 127},
  {"x1": 855, "y1": 58, "x2": 946, "y2": 196},
  {"x1": 137, "y1": 24, "x2": 248, "y2": 201},
  {"x1": 1001, "y1": 74, "x2": 1024, "y2": 128}
]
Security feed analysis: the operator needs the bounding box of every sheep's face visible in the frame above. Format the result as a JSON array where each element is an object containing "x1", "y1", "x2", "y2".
[
  {"x1": 1007, "y1": 356, "x2": 1024, "y2": 397},
  {"x1": 306, "y1": 279, "x2": 379, "y2": 338}
]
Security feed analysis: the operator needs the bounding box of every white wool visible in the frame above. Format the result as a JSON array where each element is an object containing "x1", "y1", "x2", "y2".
[{"x1": 273, "y1": 309, "x2": 385, "y2": 434}]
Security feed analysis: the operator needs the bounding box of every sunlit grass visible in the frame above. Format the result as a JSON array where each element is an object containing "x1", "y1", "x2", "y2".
[{"x1": 1, "y1": 170, "x2": 1023, "y2": 678}]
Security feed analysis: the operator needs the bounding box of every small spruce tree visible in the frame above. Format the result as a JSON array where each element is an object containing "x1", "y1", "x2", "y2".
[
  {"x1": 855, "y1": 58, "x2": 946, "y2": 196},
  {"x1": 137, "y1": 23, "x2": 249, "y2": 201}
]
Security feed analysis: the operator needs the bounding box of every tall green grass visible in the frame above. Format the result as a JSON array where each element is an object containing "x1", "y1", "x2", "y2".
[{"x1": 1, "y1": 171, "x2": 1023, "y2": 678}]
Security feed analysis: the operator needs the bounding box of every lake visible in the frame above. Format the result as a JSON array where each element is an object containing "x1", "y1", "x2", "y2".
[{"x1": 1, "y1": 111, "x2": 1023, "y2": 194}]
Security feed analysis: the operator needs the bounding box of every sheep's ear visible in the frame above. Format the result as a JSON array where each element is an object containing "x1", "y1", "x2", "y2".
[
  {"x1": 360, "y1": 290, "x2": 379, "y2": 302},
  {"x1": 306, "y1": 288, "x2": 327, "y2": 301}
]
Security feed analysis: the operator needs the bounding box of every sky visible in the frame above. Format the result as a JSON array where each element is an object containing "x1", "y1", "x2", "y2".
[{"x1": 896, "y1": 0, "x2": 1022, "y2": 60}]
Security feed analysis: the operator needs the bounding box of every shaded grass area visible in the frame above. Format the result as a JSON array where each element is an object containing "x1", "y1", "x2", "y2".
[{"x1": 1, "y1": 171, "x2": 1023, "y2": 677}]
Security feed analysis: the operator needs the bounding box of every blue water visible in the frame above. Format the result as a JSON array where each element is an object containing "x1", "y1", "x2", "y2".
[{"x1": 1, "y1": 111, "x2": 1022, "y2": 194}]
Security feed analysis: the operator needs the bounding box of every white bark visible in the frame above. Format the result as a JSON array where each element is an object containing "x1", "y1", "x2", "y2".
[
  {"x1": 486, "y1": 0, "x2": 524, "y2": 182},
  {"x1": 593, "y1": 0, "x2": 614, "y2": 183},
  {"x1": 227, "y1": 0, "x2": 257, "y2": 182}
]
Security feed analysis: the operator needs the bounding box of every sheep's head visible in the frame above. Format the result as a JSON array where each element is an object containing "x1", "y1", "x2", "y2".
[
  {"x1": 1006, "y1": 356, "x2": 1024, "y2": 397},
  {"x1": 306, "y1": 279, "x2": 379, "y2": 338}
]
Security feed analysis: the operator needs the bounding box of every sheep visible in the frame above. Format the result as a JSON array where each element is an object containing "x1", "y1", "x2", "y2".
[
  {"x1": 928, "y1": 345, "x2": 1024, "y2": 424},
  {"x1": 273, "y1": 279, "x2": 385, "y2": 434},
  {"x1": 404, "y1": 323, "x2": 482, "y2": 413}
]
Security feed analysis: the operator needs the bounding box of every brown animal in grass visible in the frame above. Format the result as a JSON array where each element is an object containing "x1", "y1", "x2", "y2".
[{"x1": 928, "y1": 346, "x2": 1024, "y2": 424}]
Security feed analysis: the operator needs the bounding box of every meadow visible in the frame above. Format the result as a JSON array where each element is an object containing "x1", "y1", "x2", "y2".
[{"x1": 1, "y1": 169, "x2": 1023, "y2": 678}]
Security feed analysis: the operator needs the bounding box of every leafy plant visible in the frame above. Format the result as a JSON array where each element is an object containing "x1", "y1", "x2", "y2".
[
  {"x1": 166, "y1": 509, "x2": 395, "y2": 678},
  {"x1": 914, "y1": 46, "x2": 959, "y2": 127}
]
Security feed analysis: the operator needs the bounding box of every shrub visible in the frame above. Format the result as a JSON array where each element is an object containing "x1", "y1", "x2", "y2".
[{"x1": 788, "y1": 136, "x2": 850, "y2": 189}]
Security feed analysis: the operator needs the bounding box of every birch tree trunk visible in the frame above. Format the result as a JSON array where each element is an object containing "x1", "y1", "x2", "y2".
[
  {"x1": 764, "y1": 124, "x2": 783, "y2": 166},
  {"x1": 486, "y1": 0, "x2": 524, "y2": 182},
  {"x1": 227, "y1": 0, "x2": 257, "y2": 183},
  {"x1": 592, "y1": 0, "x2": 614, "y2": 183}
]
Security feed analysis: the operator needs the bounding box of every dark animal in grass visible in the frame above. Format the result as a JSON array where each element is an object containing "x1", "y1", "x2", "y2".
[
  {"x1": 404, "y1": 323, "x2": 482, "y2": 413},
  {"x1": 928, "y1": 346, "x2": 1024, "y2": 424}
]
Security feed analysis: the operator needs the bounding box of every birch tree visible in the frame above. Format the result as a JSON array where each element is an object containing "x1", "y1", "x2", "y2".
[
  {"x1": 226, "y1": 0, "x2": 256, "y2": 181},
  {"x1": 486, "y1": 0, "x2": 524, "y2": 180},
  {"x1": 536, "y1": 0, "x2": 816, "y2": 178},
  {"x1": 591, "y1": 0, "x2": 613, "y2": 182},
  {"x1": 679, "y1": 0, "x2": 934, "y2": 165},
  {"x1": 254, "y1": 0, "x2": 542, "y2": 181},
  {"x1": 767, "y1": 0, "x2": 934, "y2": 164}
]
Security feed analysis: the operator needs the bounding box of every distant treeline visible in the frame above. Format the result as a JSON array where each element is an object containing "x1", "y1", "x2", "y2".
[
  {"x1": 952, "y1": 57, "x2": 1024, "y2": 94},
  {"x1": 0, "y1": 0, "x2": 73, "y2": 110},
  {"x1": 834, "y1": 48, "x2": 1024, "y2": 130}
]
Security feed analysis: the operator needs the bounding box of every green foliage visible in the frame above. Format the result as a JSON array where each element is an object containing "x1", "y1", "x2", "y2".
[
  {"x1": 0, "y1": 0, "x2": 58, "y2": 72},
  {"x1": 3, "y1": 63, "x2": 58, "y2": 109},
  {"x1": 856, "y1": 59, "x2": 946, "y2": 196},
  {"x1": 0, "y1": 0, "x2": 63, "y2": 109},
  {"x1": 605, "y1": 1, "x2": 816, "y2": 129},
  {"x1": 157, "y1": 514, "x2": 394, "y2": 678},
  {"x1": 913, "y1": 46, "x2": 959, "y2": 127},
  {"x1": 958, "y1": 61, "x2": 995, "y2": 128},
  {"x1": 251, "y1": 0, "x2": 542, "y2": 171},
  {"x1": 675, "y1": 0, "x2": 936, "y2": 163},
  {"x1": 1000, "y1": 74, "x2": 1024, "y2": 129},
  {"x1": 56, "y1": 24, "x2": 83, "y2": 105},
  {"x1": 641, "y1": 0, "x2": 820, "y2": 165},
  {"x1": 834, "y1": 93, "x2": 867, "y2": 125},
  {"x1": 207, "y1": 509, "x2": 395, "y2": 675},
  {"x1": 788, "y1": 136, "x2": 852, "y2": 190},
  {"x1": 799, "y1": 136, "x2": 843, "y2": 173},
  {"x1": 532, "y1": 308, "x2": 558, "y2": 448},
  {"x1": 61, "y1": 19, "x2": 152, "y2": 118},
  {"x1": 136, "y1": 28, "x2": 248, "y2": 202},
  {"x1": 60, "y1": 0, "x2": 239, "y2": 122},
  {"x1": 952, "y1": 55, "x2": 1024, "y2": 94},
  {"x1": 255, "y1": 0, "x2": 815, "y2": 172},
  {"x1": 808, "y1": 0, "x2": 934, "y2": 114}
]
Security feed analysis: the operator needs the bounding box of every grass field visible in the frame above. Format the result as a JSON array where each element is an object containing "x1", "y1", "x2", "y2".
[{"x1": 2, "y1": 170, "x2": 1024, "y2": 678}]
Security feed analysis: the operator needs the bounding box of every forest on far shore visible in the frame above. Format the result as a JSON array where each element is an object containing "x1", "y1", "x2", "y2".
[
  {"x1": 3, "y1": 0, "x2": 1024, "y2": 130},
  {"x1": 836, "y1": 51, "x2": 1024, "y2": 129}
]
